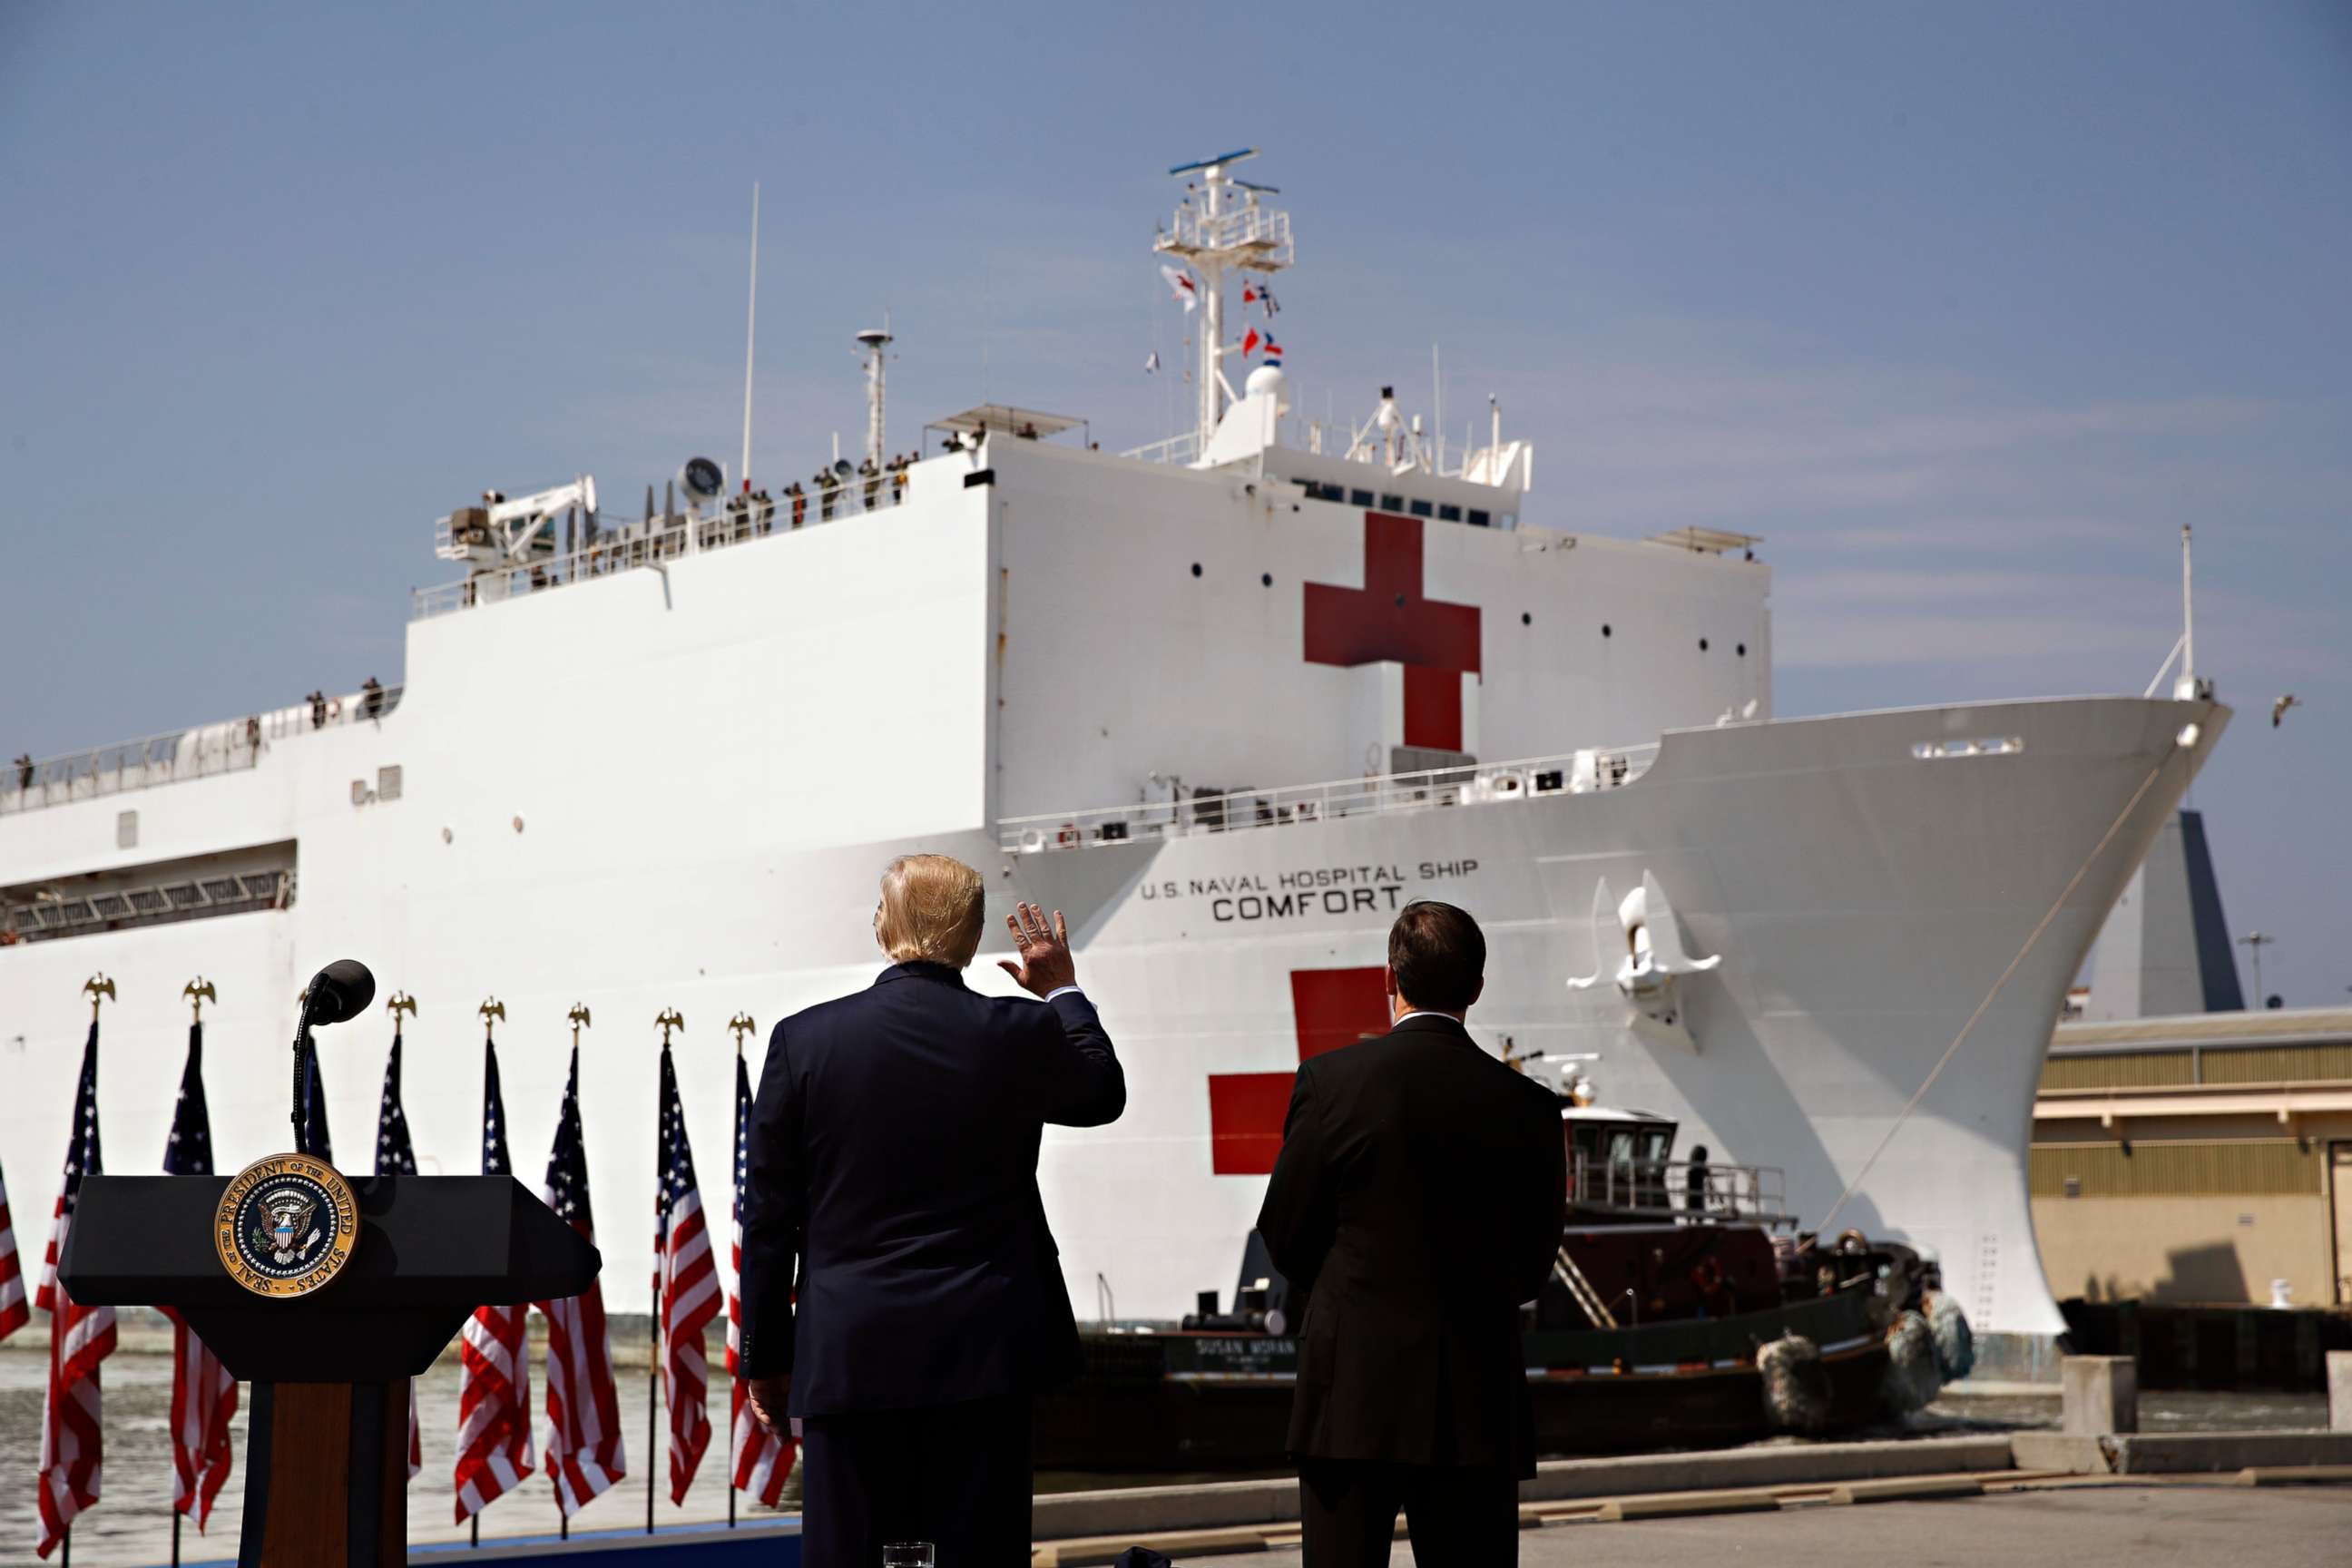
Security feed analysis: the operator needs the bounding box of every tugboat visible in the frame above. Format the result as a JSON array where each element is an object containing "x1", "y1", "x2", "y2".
[{"x1": 1032, "y1": 1072, "x2": 1970, "y2": 1471}]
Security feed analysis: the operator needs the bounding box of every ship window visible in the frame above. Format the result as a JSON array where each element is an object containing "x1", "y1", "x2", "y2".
[
  {"x1": 1380, "y1": 494, "x2": 1404, "y2": 512},
  {"x1": 117, "y1": 810, "x2": 137, "y2": 849},
  {"x1": 1602, "y1": 623, "x2": 1612, "y2": 638},
  {"x1": 1438, "y1": 504, "x2": 1461, "y2": 522},
  {"x1": 1349, "y1": 489, "x2": 1374, "y2": 507},
  {"x1": 1408, "y1": 499, "x2": 1433, "y2": 518},
  {"x1": 1467, "y1": 509, "x2": 1491, "y2": 528},
  {"x1": 378, "y1": 765, "x2": 403, "y2": 801},
  {"x1": 1737, "y1": 642, "x2": 1747, "y2": 657}
]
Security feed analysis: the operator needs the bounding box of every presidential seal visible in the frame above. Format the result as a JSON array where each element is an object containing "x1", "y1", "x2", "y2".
[{"x1": 213, "y1": 1152, "x2": 358, "y2": 1298}]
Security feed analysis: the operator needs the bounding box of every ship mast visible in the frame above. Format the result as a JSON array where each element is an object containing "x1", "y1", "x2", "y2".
[{"x1": 1157, "y1": 149, "x2": 1293, "y2": 458}]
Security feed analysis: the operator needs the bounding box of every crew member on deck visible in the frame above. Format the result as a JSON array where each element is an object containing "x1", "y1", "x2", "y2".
[{"x1": 1686, "y1": 1143, "x2": 1712, "y2": 1213}]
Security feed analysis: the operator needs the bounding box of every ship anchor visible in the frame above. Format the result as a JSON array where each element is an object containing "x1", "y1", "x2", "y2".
[{"x1": 1568, "y1": 871, "x2": 1722, "y2": 1049}]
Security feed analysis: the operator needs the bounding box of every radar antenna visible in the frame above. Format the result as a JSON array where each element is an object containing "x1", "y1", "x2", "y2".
[{"x1": 1156, "y1": 149, "x2": 1292, "y2": 460}]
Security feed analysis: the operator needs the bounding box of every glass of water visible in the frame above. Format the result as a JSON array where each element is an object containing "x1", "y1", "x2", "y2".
[{"x1": 881, "y1": 1546, "x2": 936, "y2": 1568}]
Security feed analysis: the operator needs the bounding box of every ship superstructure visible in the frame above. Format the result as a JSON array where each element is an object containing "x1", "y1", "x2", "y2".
[{"x1": 0, "y1": 153, "x2": 2224, "y2": 1348}]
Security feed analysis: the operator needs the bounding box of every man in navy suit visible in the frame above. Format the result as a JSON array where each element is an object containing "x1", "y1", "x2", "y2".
[
  {"x1": 740, "y1": 854, "x2": 1123, "y2": 1566},
  {"x1": 1259, "y1": 901, "x2": 1566, "y2": 1565}
]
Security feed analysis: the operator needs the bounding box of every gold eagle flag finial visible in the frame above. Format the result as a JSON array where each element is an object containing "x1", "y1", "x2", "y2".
[
  {"x1": 729, "y1": 1012, "x2": 757, "y2": 1055},
  {"x1": 655, "y1": 1007, "x2": 684, "y2": 1045},
  {"x1": 183, "y1": 976, "x2": 218, "y2": 1023},
  {"x1": 387, "y1": 991, "x2": 417, "y2": 1035},
  {"x1": 479, "y1": 996, "x2": 505, "y2": 1038},
  {"x1": 83, "y1": 974, "x2": 116, "y2": 1020},
  {"x1": 568, "y1": 1002, "x2": 593, "y2": 1044}
]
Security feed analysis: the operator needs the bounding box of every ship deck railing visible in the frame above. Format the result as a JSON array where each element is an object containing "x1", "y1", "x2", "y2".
[
  {"x1": 411, "y1": 481, "x2": 912, "y2": 622},
  {"x1": 997, "y1": 744, "x2": 1661, "y2": 853},
  {"x1": 1121, "y1": 416, "x2": 1511, "y2": 482},
  {"x1": 2, "y1": 686, "x2": 405, "y2": 818},
  {"x1": 1571, "y1": 1154, "x2": 1795, "y2": 1230}
]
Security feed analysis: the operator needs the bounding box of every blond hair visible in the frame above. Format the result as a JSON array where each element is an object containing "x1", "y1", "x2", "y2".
[{"x1": 874, "y1": 854, "x2": 987, "y2": 967}]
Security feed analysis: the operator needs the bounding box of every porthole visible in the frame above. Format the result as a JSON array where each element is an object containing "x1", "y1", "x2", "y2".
[
  {"x1": 1261, "y1": 572, "x2": 1273, "y2": 587},
  {"x1": 1602, "y1": 623, "x2": 1612, "y2": 638},
  {"x1": 1521, "y1": 612, "x2": 1532, "y2": 626},
  {"x1": 1190, "y1": 563, "x2": 1202, "y2": 578},
  {"x1": 1737, "y1": 642, "x2": 1747, "y2": 657},
  {"x1": 1700, "y1": 638, "x2": 1710, "y2": 652}
]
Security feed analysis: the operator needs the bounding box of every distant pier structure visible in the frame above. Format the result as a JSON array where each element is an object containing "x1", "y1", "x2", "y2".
[{"x1": 2034, "y1": 1004, "x2": 2352, "y2": 1311}]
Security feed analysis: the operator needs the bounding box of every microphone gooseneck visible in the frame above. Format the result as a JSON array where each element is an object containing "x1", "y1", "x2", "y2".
[{"x1": 289, "y1": 959, "x2": 377, "y2": 1154}]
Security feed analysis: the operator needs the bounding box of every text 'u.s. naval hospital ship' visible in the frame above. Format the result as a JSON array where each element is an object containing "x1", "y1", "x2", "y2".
[{"x1": 0, "y1": 150, "x2": 2226, "y2": 1361}]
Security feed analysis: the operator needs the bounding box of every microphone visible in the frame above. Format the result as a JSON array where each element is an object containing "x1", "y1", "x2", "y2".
[
  {"x1": 305, "y1": 959, "x2": 377, "y2": 1025},
  {"x1": 290, "y1": 959, "x2": 376, "y2": 1153}
]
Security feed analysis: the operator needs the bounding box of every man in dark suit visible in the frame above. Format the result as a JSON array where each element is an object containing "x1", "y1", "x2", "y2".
[
  {"x1": 740, "y1": 855, "x2": 1124, "y2": 1566},
  {"x1": 1259, "y1": 900, "x2": 1567, "y2": 1565}
]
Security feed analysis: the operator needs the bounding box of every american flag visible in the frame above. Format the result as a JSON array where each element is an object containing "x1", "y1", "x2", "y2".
[
  {"x1": 454, "y1": 1028, "x2": 534, "y2": 1524},
  {"x1": 655, "y1": 1042, "x2": 720, "y2": 1505},
  {"x1": 535, "y1": 1042, "x2": 626, "y2": 1516},
  {"x1": 36, "y1": 1023, "x2": 115, "y2": 1559},
  {"x1": 0, "y1": 1154, "x2": 28, "y2": 1344},
  {"x1": 375, "y1": 1027, "x2": 422, "y2": 1482},
  {"x1": 728, "y1": 1047, "x2": 794, "y2": 1505},
  {"x1": 162, "y1": 1021, "x2": 237, "y2": 1531}
]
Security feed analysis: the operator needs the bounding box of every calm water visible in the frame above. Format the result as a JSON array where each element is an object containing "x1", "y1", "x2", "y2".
[{"x1": 0, "y1": 1343, "x2": 2328, "y2": 1567}]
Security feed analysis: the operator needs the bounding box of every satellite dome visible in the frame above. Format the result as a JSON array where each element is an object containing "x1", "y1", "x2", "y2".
[{"x1": 1244, "y1": 361, "x2": 1289, "y2": 407}]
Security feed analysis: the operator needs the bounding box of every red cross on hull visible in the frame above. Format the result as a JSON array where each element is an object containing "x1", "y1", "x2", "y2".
[
  {"x1": 1206, "y1": 966, "x2": 1391, "y2": 1175},
  {"x1": 1302, "y1": 512, "x2": 1481, "y2": 751}
]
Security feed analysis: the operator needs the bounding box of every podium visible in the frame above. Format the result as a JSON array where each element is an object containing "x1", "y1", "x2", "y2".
[{"x1": 59, "y1": 1173, "x2": 599, "y2": 1568}]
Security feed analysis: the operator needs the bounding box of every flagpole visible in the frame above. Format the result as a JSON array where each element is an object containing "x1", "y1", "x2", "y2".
[
  {"x1": 61, "y1": 974, "x2": 113, "y2": 1568},
  {"x1": 651, "y1": 1009, "x2": 681, "y2": 1535},
  {"x1": 556, "y1": 1001, "x2": 591, "y2": 1544},
  {"x1": 741, "y1": 181, "x2": 760, "y2": 495},
  {"x1": 727, "y1": 1012, "x2": 755, "y2": 1531}
]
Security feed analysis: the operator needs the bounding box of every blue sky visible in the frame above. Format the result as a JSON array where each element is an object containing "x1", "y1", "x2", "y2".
[{"x1": 3, "y1": 1, "x2": 2346, "y2": 1002}]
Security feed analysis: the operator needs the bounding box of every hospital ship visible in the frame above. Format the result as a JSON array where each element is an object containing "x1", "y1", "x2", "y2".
[{"x1": 0, "y1": 152, "x2": 2228, "y2": 1362}]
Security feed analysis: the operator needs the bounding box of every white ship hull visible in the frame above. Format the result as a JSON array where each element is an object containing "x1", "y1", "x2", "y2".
[{"x1": 0, "y1": 642, "x2": 2219, "y2": 1341}]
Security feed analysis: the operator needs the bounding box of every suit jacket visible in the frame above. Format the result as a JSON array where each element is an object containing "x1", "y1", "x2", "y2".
[
  {"x1": 738, "y1": 962, "x2": 1124, "y2": 1416},
  {"x1": 1257, "y1": 1013, "x2": 1566, "y2": 1475}
]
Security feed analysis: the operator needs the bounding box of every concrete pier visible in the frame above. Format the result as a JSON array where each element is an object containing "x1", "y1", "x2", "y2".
[
  {"x1": 2062, "y1": 1355, "x2": 2138, "y2": 1436},
  {"x1": 1234, "y1": 1485, "x2": 2352, "y2": 1568}
]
